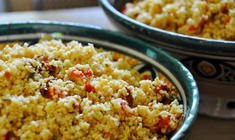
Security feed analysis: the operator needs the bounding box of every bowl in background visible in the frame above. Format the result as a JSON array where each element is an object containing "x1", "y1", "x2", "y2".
[
  {"x1": 0, "y1": 21, "x2": 198, "y2": 140},
  {"x1": 99, "y1": 0, "x2": 235, "y2": 118}
]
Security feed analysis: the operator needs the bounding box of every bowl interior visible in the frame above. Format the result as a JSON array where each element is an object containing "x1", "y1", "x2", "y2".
[{"x1": 0, "y1": 21, "x2": 199, "y2": 140}]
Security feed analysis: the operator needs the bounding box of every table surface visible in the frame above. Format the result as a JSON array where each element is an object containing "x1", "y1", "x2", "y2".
[{"x1": 0, "y1": 7, "x2": 235, "y2": 140}]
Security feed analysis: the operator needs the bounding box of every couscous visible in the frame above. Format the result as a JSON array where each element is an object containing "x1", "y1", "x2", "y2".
[
  {"x1": 122, "y1": 0, "x2": 235, "y2": 40},
  {"x1": 0, "y1": 39, "x2": 183, "y2": 140}
]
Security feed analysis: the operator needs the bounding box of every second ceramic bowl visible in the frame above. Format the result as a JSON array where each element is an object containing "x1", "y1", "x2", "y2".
[{"x1": 99, "y1": 0, "x2": 235, "y2": 118}]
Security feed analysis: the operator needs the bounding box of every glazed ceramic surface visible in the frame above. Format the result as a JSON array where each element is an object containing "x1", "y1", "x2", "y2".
[
  {"x1": 0, "y1": 21, "x2": 198, "y2": 140},
  {"x1": 99, "y1": 0, "x2": 235, "y2": 118}
]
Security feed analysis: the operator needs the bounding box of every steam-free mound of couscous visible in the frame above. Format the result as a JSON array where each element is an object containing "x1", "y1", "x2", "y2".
[
  {"x1": 123, "y1": 0, "x2": 235, "y2": 40},
  {"x1": 0, "y1": 39, "x2": 183, "y2": 140}
]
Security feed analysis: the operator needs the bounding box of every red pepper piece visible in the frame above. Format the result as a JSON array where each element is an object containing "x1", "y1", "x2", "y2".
[
  {"x1": 153, "y1": 115, "x2": 171, "y2": 132},
  {"x1": 121, "y1": 5, "x2": 127, "y2": 13},
  {"x1": 84, "y1": 70, "x2": 93, "y2": 77},
  {"x1": 188, "y1": 25, "x2": 196, "y2": 31},
  {"x1": 103, "y1": 132, "x2": 111, "y2": 138},
  {"x1": 85, "y1": 83, "x2": 95, "y2": 92},
  {"x1": 160, "y1": 83, "x2": 170, "y2": 92},
  {"x1": 4, "y1": 71, "x2": 11, "y2": 79},
  {"x1": 224, "y1": 16, "x2": 231, "y2": 24}
]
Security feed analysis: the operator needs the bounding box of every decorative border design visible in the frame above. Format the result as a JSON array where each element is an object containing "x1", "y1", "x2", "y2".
[{"x1": 181, "y1": 58, "x2": 235, "y2": 84}]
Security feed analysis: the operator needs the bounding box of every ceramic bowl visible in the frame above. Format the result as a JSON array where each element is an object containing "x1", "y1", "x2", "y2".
[
  {"x1": 0, "y1": 21, "x2": 198, "y2": 140},
  {"x1": 99, "y1": 0, "x2": 235, "y2": 118}
]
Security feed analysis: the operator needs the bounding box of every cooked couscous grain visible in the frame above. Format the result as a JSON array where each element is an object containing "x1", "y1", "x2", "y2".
[
  {"x1": 123, "y1": 0, "x2": 235, "y2": 40},
  {"x1": 0, "y1": 39, "x2": 183, "y2": 140}
]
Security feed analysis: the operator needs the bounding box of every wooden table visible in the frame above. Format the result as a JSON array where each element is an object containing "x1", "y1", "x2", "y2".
[{"x1": 0, "y1": 7, "x2": 235, "y2": 140}]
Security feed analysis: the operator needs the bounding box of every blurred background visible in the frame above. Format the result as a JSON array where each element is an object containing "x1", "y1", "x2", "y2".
[{"x1": 0, "y1": 0, "x2": 98, "y2": 12}]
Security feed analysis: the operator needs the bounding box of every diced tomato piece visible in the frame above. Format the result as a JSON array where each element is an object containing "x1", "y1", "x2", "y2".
[
  {"x1": 85, "y1": 83, "x2": 95, "y2": 92},
  {"x1": 84, "y1": 70, "x2": 93, "y2": 77},
  {"x1": 188, "y1": 25, "x2": 196, "y2": 31},
  {"x1": 69, "y1": 69, "x2": 85, "y2": 79},
  {"x1": 153, "y1": 115, "x2": 171, "y2": 132},
  {"x1": 199, "y1": 17, "x2": 209, "y2": 27},
  {"x1": 58, "y1": 91, "x2": 65, "y2": 98},
  {"x1": 160, "y1": 83, "x2": 170, "y2": 92},
  {"x1": 158, "y1": 115, "x2": 171, "y2": 128},
  {"x1": 4, "y1": 71, "x2": 11, "y2": 79},
  {"x1": 142, "y1": 74, "x2": 150, "y2": 80},
  {"x1": 70, "y1": 69, "x2": 93, "y2": 80},
  {"x1": 224, "y1": 16, "x2": 231, "y2": 24},
  {"x1": 121, "y1": 5, "x2": 127, "y2": 13},
  {"x1": 48, "y1": 87, "x2": 55, "y2": 98},
  {"x1": 103, "y1": 132, "x2": 111, "y2": 138}
]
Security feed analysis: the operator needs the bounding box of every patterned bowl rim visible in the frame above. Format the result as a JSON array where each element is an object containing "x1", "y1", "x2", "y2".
[
  {"x1": 0, "y1": 21, "x2": 199, "y2": 140},
  {"x1": 99, "y1": 0, "x2": 235, "y2": 58}
]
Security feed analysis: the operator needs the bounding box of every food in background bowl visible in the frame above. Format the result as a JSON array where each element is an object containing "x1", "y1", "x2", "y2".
[
  {"x1": 122, "y1": 0, "x2": 235, "y2": 40},
  {"x1": 0, "y1": 39, "x2": 183, "y2": 139}
]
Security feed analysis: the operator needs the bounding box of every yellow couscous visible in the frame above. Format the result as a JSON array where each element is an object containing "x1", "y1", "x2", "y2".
[
  {"x1": 0, "y1": 39, "x2": 183, "y2": 140},
  {"x1": 122, "y1": 0, "x2": 235, "y2": 40}
]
